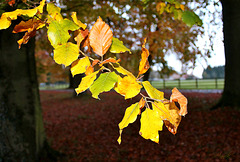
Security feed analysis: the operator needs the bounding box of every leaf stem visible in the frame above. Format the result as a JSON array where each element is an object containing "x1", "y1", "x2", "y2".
[{"x1": 79, "y1": 49, "x2": 95, "y2": 61}]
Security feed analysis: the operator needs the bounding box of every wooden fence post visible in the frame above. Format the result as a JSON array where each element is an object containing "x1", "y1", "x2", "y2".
[
  {"x1": 215, "y1": 78, "x2": 218, "y2": 89},
  {"x1": 163, "y1": 79, "x2": 166, "y2": 89},
  {"x1": 195, "y1": 78, "x2": 198, "y2": 89},
  {"x1": 178, "y1": 79, "x2": 181, "y2": 88}
]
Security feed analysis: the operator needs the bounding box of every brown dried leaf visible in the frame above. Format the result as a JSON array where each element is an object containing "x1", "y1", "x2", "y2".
[{"x1": 170, "y1": 87, "x2": 188, "y2": 116}]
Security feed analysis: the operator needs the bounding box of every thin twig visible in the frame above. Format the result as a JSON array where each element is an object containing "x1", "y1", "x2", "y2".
[{"x1": 79, "y1": 49, "x2": 95, "y2": 61}]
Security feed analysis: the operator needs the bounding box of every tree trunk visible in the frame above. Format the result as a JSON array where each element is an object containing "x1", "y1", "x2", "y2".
[
  {"x1": 214, "y1": 1, "x2": 240, "y2": 108},
  {"x1": 0, "y1": 25, "x2": 49, "y2": 161}
]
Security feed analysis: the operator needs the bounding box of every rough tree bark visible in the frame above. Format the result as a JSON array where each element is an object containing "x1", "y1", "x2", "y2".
[
  {"x1": 214, "y1": 0, "x2": 240, "y2": 108},
  {"x1": 0, "y1": 25, "x2": 52, "y2": 161}
]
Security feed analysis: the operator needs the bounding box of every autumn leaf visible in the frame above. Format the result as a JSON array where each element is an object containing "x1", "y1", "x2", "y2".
[
  {"x1": 99, "y1": 58, "x2": 120, "y2": 66},
  {"x1": 163, "y1": 102, "x2": 181, "y2": 135},
  {"x1": 139, "y1": 106, "x2": 164, "y2": 143},
  {"x1": 110, "y1": 37, "x2": 131, "y2": 54},
  {"x1": 75, "y1": 70, "x2": 100, "y2": 94},
  {"x1": 47, "y1": 19, "x2": 79, "y2": 48},
  {"x1": 139, "y1": 97, "x2": 146, "y2": 110},
  {"x1": 46, "y1": 3, "x2": 63, "y2": 21},
  {"x1": 71, "y1": 57, "x2": 91, "y2": 77},
  {"x1": 13, "y1": 18, "x2": 45, "y2": 48},
  {"x1": 0, "y1": 0, "x2": 45, "y2": 30},
  {"x1": 13, "y1": 18, "x2": 45, "y2": 33},
  {"x1": 90, "y1": 72, "x2": 118, "y2": 99},
  {"x1": 142, "y1": 81, "x2": 164, "y2": 100},
  {"x1": 89, "y1": 16, "x2": 113, "y2": 57},
  {"x1": 74, "y1": 29, "x2": 89, "y2": 47},
  {"x1": 152, "y1": 101, "x2": 173, "y2": 123},
  {"x1": 71, "y1": 12, "x2": 87, "y2": 29},
  {"x1": 7, "y1": 0, "x2": 15, "y2": 7},
  {"x1": 115, "y1": 76, "x2": 142, "y2": 99},
  {"x1": 138, "y1": 38, "x2": 150, "y2": 76},
  {"x1": 156, "y1": 2, "x2": 166, "y2": 15},
  {"x1": 17, "y1": 25, "x2": 37, "y2": 49},
  {"x1": 118, "y1": 102, "x2": 141, "y2": 144},
  {"x1": 53, "y1": 42, "x2": 79, "y2": 66},
  {"x1": 92, "y1": 59, "x2": 100, "y2": 67},
  {"x1": 85, "y1": 66, "x2": 94, "y2": 76},
  {"x1": 111, "y1": 64, "x2": 136, "y2": 79},
  {"x1": 85, "y1": 59, "x2": 100, "y2": 76},
  {"x1": 170, "y1": 87, "x2": 188, "y2": 116}
]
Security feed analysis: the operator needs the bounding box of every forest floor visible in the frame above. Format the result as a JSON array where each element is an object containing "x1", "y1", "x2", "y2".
[{"x1": 40, "y1": 90, "x2": 240, "y2": 161}]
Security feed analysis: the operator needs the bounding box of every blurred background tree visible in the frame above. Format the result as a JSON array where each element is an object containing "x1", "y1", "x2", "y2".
[{"x1": 37, "y1": 0, "x2": 209, "y2": 83}]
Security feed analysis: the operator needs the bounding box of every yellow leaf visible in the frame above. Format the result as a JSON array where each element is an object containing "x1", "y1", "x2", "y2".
[
  {"x1": 71, "y1": 12, "x2": 87, "y2": 29},
  {"x1": 170, "y1": 87, "x2": 188, "y2": 116},
  {"x1": 115, "y1": 76, "x2": 142, "y2": 99},
  {"x1": 138, "y1": 38, "x2": 150, "y2": 76},
  {"x1": 75, "y1": 70, "x2": 99, "y2": 94},
  {"x1": 118, "y1": 102, "x2": 140, "y2": 144},
  {"x1": 142, "y1": 81, "x2": 164, "y2": 100},
  {"x1": 71, "y1": 57, "x2": 91, "y2": 77},
  {"x1": 46, "y1": 3, "x2": 63, "y2": 21},
  {"x1": 163, "y1": 102, "x2": 181, "y2": 135},
  {"x1": 111, "y1": 64, "x2": 136, "y2": 79},
  {"x1": 152, "y1": 101, "x2": 173, "y2": 123},
  {"x1": 139, "y1": 107, "x2": 163, "y2": 143},
  {"x1": 89, "y1": 16, "x2": 113, "y2": 56},
  {"x1": 53, "y1": 42, "x2": 79, "y2": 66},
  {"x1": 0, "y1": 0, "x2": 46, "y2": 30},
  {"x1": 156, "y1": 2, "x2": 166, "y2": 15}
]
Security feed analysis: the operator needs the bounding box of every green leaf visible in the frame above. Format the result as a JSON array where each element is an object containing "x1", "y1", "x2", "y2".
[
  {"x1": 110, "y1": 37, "x2": 131, "y2": 54},
  {"x1": 182, "y1": 10, "x2": 203, "y2": 27},
  {"x1": 46, "y1": 3, "x2": 63, "y2": 21},
  {"x1": 118, "y1": 102, "x2": 140, "y2": 144},
  {"x1": 142, "y1": 81, "x2": 164, "y2": 100},
  {"x1": 53, "y1": 42, "x2": 79, "y2": 66},
  {"x1": 173, "y1": 9, "x2": 183, "y2": 20},
  {"x1": 90, "y1": 72, "x2": 118, "y2": 99},
  {"x1": 47, "y1": 19, "x2": 79, "y2": 48},
  {"x1": 139, "y1": 106, "x2": 164, "y2": 143}
]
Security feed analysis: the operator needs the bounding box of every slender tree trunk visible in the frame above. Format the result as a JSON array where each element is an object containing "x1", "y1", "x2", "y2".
[
  {"x1": 214, "y1": 1, "x2": 240, "y2": 108},
  {"x1": 0, "y1": 25, "x2": 49, "y2": 161}
]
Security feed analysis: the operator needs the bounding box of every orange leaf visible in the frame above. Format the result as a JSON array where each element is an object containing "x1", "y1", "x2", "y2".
[
  {"x1": 92, "y1": 59, "x2": 100, "y2": 67},
  {"x1": 85, "y1": 59, "x2": 100, "y2": 76},
  {"x1": 7, "y1": 0, "x2": 15, "y2": 7},
  {"x1": 99, "y1": 58, "x2": 120, "y2": 66},
  {"x1": 138, "y1": 38, "x2": 150, "y2": 76},
  {"x1": 138, "y1": 97, "x2": 146, "y2": 114},
  {"x1": 13, "y1": 19, "x2": 44, "y2": 33},
  {"x1": 74, "y1": 29, "x2": 88, "y2": 47},
  {"x1": 17, "y1": 24, "x2": 38, "y2": 48},
  {"x1": 163, "y1": 102, "x2": 181, "y2": 135},
  {"x1": 89, "y1": 16, "x2": 113, "y2": 56},
  {"x1": 170, "y1": 87, "x2": 188, "y2": 116},
  {"x1": 85, "y1": 66, "x2": 94, "y2": 76}
]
